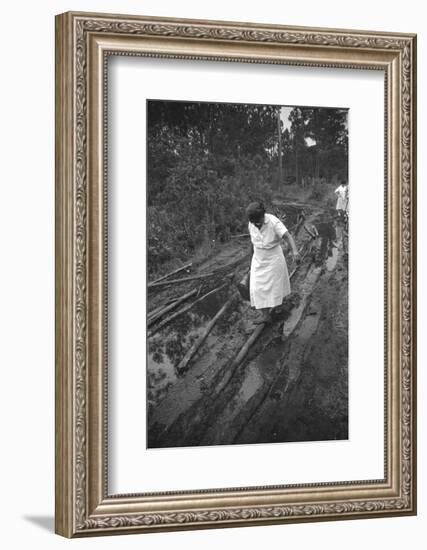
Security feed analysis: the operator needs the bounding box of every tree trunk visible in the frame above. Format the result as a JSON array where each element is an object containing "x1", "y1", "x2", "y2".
[
  {"x1": 315, "y1": 149, "x2": 320, "y2": 181},
  {"x1": 277, "y1": 108, "x2": 283, "y2": 186},
  {"x1": 295, "y1": 145, "x2": 299, "y2": 186}
]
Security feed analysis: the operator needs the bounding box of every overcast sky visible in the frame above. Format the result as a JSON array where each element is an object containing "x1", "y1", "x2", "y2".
[
  {"x1": 280, "y1": 106, "x2": 292, "y2": 131},
  {"x1": 280, "y1": 106, "x2": 316, "y2": 146}
]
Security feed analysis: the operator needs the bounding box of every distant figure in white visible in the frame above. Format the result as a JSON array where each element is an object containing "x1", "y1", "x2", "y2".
[
  {"x1": 247, "y1": 202, "x2": 299, "y2": 323},
  {"x1": 334, "y1": 180, "x2": 349, "y2": 219}
]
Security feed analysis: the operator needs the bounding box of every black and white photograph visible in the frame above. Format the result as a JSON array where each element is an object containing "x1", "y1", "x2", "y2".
[{"x1": 146, "y1": 99, "x2": 349, "y2": 449}]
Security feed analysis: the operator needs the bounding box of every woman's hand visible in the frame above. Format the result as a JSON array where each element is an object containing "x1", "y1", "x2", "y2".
[{"x1": 292, "y1": 248, "x2": 301, "y2": 264}]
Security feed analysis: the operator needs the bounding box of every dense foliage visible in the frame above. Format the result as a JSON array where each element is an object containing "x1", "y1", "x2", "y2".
[{"x1": 147, "y1": 100, "x2": 348, "y2": 275}]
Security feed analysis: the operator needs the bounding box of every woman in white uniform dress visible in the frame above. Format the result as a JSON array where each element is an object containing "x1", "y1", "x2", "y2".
[
  {"x1": 246, "y1": 202, "x2": 299, "y2": 323},
  {"x1": 334, "y1": 181, "x2": 348, "y2": 215}
]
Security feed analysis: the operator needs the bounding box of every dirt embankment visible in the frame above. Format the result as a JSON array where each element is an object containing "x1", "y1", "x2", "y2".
[{"x1": 147, "y1": 201, "x2": 348, "y2": 448}]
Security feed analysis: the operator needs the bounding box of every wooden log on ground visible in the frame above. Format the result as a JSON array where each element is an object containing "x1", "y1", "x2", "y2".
[
  {"x1": 175, "y1": 292, "x2": 237, "y2": 375},
  {"x1": 149, "y1": 254, "x2": 250, "y2": 289},
  {"x1": 149, "y1": 272, "x2": 216, "y2": 288},
  {"x1": 230, "y1": 323, "x2": 265, "y2": 370},
  {"x1": 215, "y1": 322, "x2": 266, "y2": 394},
  {"x1": 148, "y1": 283, "x2": 228, "y2": 337},
  {"x1": 280, "y1": 200, "x2": 318, "y2": 210},
  {"x1": 147, "y1": 287, "x2": 198, "y2": 327},
  {"x1": 147, "y1": 296, "x2": 178, "y2": 320},
  {"x1": 148, "y1": 262, "x2": 192, "y2": 286},
  {"x1": 148, "y1": 303, "x2": 170, "y2": 322}
]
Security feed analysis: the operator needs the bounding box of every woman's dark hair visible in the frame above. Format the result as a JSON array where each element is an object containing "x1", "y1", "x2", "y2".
[{"x1": 246, "y1": 201, "x2": 265, "y2": 223}]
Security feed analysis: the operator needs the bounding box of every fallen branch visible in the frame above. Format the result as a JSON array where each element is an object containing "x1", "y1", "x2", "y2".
[
  {"x1": 147, "y1": 287, "x2": 198, "y2": 327},
  {"x1": 148, "y1": 262, "x2": 192, "y2": 288},
  {"x1": 231, "y1": 323, "x2": 265, "y2": 370},
  {"x1": 149, "y1": 272, "x2": 216, "y2": 288},
  {"x1": 278, "y1": 200, "x2": 318, "y2": 210},
  {"x1": 149, "y1": 254, "x2": 250, "y2": 288},
  {"x1": 215, "y1": 322, "x2": 266, "y2": 395},
  {"x1": 148, "y1": 304, "x2": 171, "y2": 322},
  {"x1": 147, "y1": 296, "x2": 178, "y2": 320},
  {"x1": 175, "y1": 292, "x2": 237, "y2": 374},
  {"x1": 148, "y1": 283, "x2": 228, "y2": 337}
]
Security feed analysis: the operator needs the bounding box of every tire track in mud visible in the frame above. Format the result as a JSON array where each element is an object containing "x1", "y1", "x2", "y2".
[
  {"x1": 229, "y1": 266, "x2": 324, "y2": 445},
  {"x1": 235, "y1": 264, "x2": 347, "y2": 445}
]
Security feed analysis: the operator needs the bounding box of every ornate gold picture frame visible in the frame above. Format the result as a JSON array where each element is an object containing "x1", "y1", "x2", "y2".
[{"x1": 55, "y1": 11, "x2": 416, "y2": 537}]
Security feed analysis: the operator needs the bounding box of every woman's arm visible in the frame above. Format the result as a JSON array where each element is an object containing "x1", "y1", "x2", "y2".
[{"x1": 283, "y1": 231, "x2": 299, "y2": 260}]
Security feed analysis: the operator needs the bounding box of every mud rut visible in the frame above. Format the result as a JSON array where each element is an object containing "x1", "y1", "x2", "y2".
[{"x1": 147, "y1": 202, "x2": 348, "y2": 448}]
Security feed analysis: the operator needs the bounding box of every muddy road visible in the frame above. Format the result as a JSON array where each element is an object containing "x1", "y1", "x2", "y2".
[{"x1": 147, "y1": 201, "x2": 348, "y2": 448}]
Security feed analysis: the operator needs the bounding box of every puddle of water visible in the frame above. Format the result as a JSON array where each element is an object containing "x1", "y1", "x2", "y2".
[
  {"x1": 192, "y1": 289, "x2": 226, "y2": 318},
  {"x1": 298, "y1": 312, "x2": 320, "y2": 339},
  {"x1": 238, "y1": 365, "x2": 263, "y2": 402},
  {"x1": 235, "y1": 342, "x2": 284, "y2": 404},
  {"x1": 147, "y1": 287, "x2": 234, "y2": 404}
]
